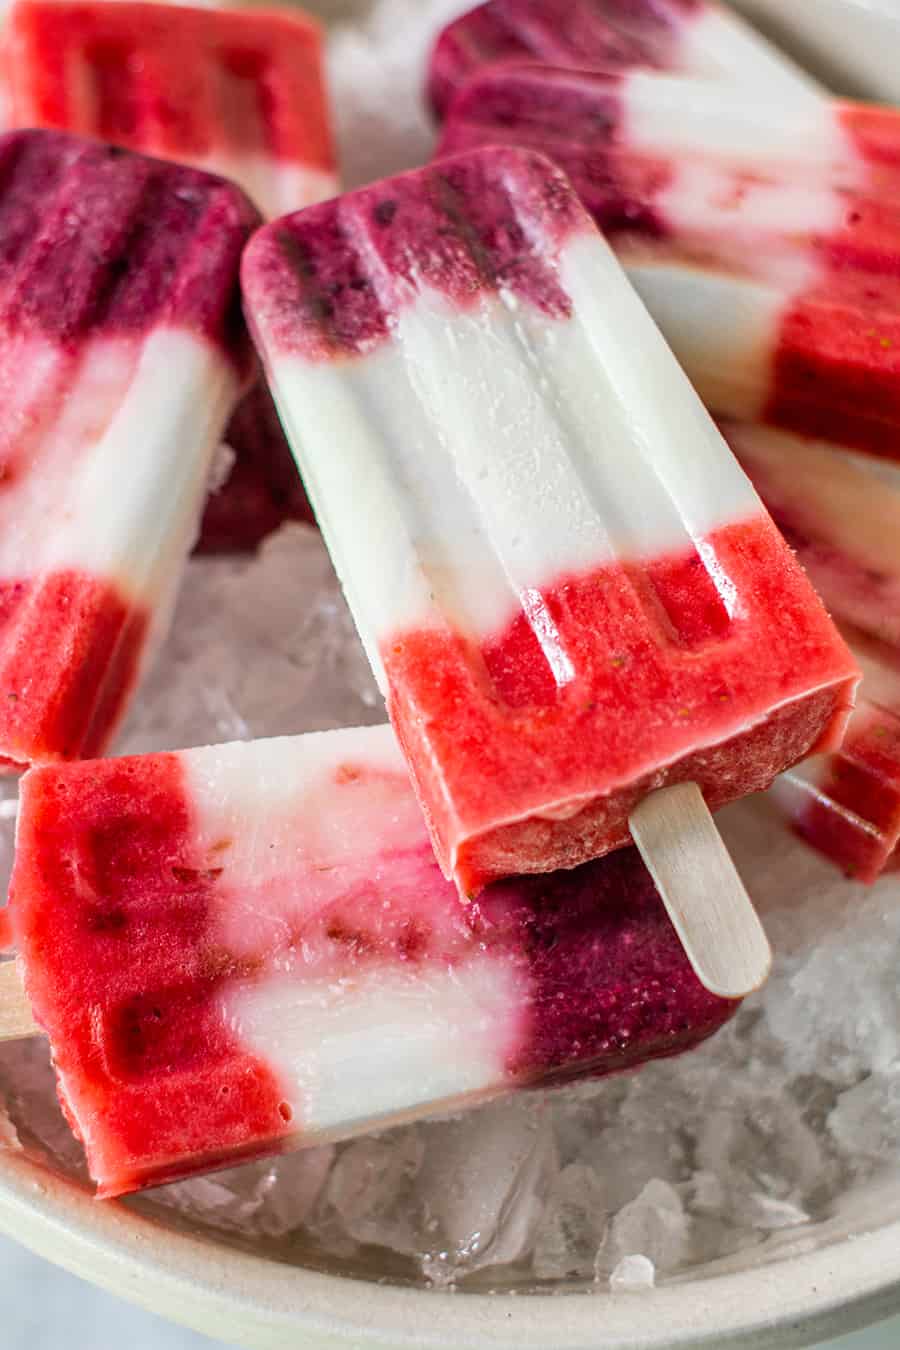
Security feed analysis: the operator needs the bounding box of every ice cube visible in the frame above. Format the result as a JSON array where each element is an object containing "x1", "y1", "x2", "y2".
[
  {"x1": 609, "y1": 1254, "x2": 656, "y2": 1292},
  {"x1": 160, "y1": 1148, "x2": 335, "y2": 1239},
  {"x1": 532, "y1": 1164, "x2": 608, "y2": 1281},
  {"x1": 829, "y1": 1072, "x2": 900, "y2": 1168},
  {"x1": 597, "y1": 1180, "x2": 690, "y2": 1278}
]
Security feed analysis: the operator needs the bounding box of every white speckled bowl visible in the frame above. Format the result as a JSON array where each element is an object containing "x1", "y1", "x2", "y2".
[
  {"x1": 1, "y1": 1145, "x2": 900, "y2": 1349},
  {"x1": 2, "y1": 5, "x2": 900, "y2": 1347}
]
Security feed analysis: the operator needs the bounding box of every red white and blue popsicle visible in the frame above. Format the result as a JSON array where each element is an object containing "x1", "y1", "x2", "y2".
[
  {"x1": 771, "y1": 629, "x2": 900, "y2": 884},
  {"x1": 242, "y1": 147, "x2": 857, "y2": 901},
  {"x1": 7, "y1": 0, "x2": 337, "y2": 221},
  {"x1": 5, "y1": 724, "x2": 738, "y2": 1197},
  {"x1": 726, "y1": 422, "x2": 900, "y2": 655},
  {"x1": 7, "y1": 0, "x2": 335, "y2": 552},
  {"x1": 427, "y1": 0, "x2": 820, "y2": 118},
  {"x1": 0, "y1": 128, "x2": 258, "y2": 768},
  {"x1": 439, "y1": 69, "x2": 900, "y2": 462},
  {"x1": 724, "y1": 421, "x2": 900, "y2": 882}
]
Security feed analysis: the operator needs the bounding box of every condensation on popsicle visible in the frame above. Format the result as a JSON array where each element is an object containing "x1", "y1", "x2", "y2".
[
  {"x1": 426, "y1": 0, "x2": 819, "y2": 118},
  {"x1": 7, "y1": 0, "x2": 335, "y2": 552},
  {"x1": 0, "y1": 128, "x2": 258, "y2": 769},
  {"x1": 6, "y1": 725, "x2": 738, "y2": 1198},
  {"x1": 242, "y1": 147, "x2": 858, "y2": 896},
  {"x1": 439, "y1": 68, "x2": 900, "y2": 464}
]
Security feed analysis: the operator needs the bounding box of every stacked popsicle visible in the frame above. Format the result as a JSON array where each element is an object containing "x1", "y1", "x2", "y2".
[
  {"x1": 6, "y1": 0, "x2": 336, "y2": 551},
  {"x1": 437, "y1": 67, "x2": 900, "y2": 460},
  {"x1": 6, "y1": 726, "x2": 739, "y2": 1197},
  {"x1": 0, "y1": 127, "x2": 257, "y2": 769},
  {"x1": 241, "y1": 146, "x2": 856, "y2": 895},
  {"x1": 428, "y1": 0, "x2": 820, "y2": 117},
  {"x1": 0, "y1": 140, "x2": 861, "y2": 1197},
  {"x1": 725, "y1": 423, "x2": 900, "y2": 881},
  {"x1": 430, "y1": 30, "x2": 900, "y2": 877},
  {"x1": 0, "y1": 0, "x2": 878, "y2": 1200},
  {"x1": 7, "y1": 0, "x2": 336, "y2": 221},
  {"x1": 725, "y1": 425, "x2": 900, "y2": 657},
  {"x1": 770, "y1": 628, "x2": 900, "y2": 883}
]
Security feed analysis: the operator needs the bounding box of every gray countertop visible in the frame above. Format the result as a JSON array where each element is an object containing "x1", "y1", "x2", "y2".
[{"x1": 1, "y1": 1230, "x2": 899, "y2": 1350}]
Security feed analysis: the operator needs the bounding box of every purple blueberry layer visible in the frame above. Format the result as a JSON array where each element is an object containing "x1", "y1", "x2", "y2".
[
  {"x1": 0, "y1": 130, "x2": 260, "y2": 368},
  {"x1": 427, "y1": 0, "x2": 700, "y2": 117},
  {"x1": 242, "y1": 147, "x2": 590, "y2": 362},
  {"x1": 439, "y1": 66, "x2": 671, "y2": 240},
  {"x1": 475, "y1": 844, "x2": 736, "y2": 1081}
]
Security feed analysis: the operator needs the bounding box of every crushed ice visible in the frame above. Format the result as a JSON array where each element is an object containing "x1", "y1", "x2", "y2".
[
  {"x1": 1, "y1": 0, "x2": 900, "y2": 1293},
  {"x1": 0, "y1": 525, "x2": 896, "y2": 1289}
]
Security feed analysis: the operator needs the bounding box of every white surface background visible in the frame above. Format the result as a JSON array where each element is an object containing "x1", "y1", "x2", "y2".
[{"x1": 0, "y1": 1230, "x2": 898, "y2": 1350}]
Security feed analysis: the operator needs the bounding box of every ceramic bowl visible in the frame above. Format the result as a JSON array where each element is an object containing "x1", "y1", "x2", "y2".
[{"x1": 2, "y1": 5, "x2": 900, "y2": 1347}]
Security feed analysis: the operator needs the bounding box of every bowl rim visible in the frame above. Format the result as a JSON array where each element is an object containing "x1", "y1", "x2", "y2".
[{"x1": 1, "y1": 1148, "x2": 899, "y2": 1350}]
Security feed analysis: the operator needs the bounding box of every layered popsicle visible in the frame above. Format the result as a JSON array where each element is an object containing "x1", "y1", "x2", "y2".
[
  {"x1": 8, "y1": 0, "x2": 335, "y2": 552},
  {"x1": 771, "y1": 629, "x2": 900, "y2": 883},
  {"x1": 6, "y1": 724, "x2": 738, "y2": 1198},
  {"x1": 439, "y1": 69, "x2": 900, "y2": 462},
  {"x1": 724, "y1": 422, "x2": 900, "y2": 654},
  {"x1": 427, "y1": 0, "x2": 820, "y2": 119},
  {"x1": 242, "y1": 147, "x2": 858, "y2": 896},
  {"x1": 722, "y1": 421, "x2": 900, "y2": 881},
  {"x1": 0, "y1": 127, "x2": 258, "y2": 769},
  {"x1": 7, "y1": 0, "x2": 336, "y2": 220}
]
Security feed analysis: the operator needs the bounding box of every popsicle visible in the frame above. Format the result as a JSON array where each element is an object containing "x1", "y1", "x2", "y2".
[
  {"x1": 7, "y1": 0, "x2": 336, "y2": 221},
  {"x1": 771, "y1": 629, "x2": 900, "y2": 883},
  {"x1": 241, "y1": 147, "x2": 857, "y2": 907},
  {"x1": 7, "y1": 0, "x2": 336, "y2": 553},
  {"x1": 438, "y1": 69, "x2": 900, "y2": 462},
  {"x1": 724, "y1": 422, "x2": 900, "y2": 655},
  {"x1": 427, "y1": 0, "x2": 820, "y2": 119},
  {"x1": 1, "y1": 724, "x2": 739, "y2": 1198},
  {"x1": 721, "y1": 422, "x2": 900, "y2": 881},
  {"x1": 440, "y1": 69, "x2": 900, "y2": 243},
  {"x1": 0, "y1": 127, "x2": 258, "y2": 769},
  {"x1": 729, "y1": 0, "x2": 900, "y2": 105}
]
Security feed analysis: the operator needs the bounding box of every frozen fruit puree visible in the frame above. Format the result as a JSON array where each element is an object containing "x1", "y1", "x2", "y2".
[
  {"x1": 724, "y1": 425, "x2": 900, "y2": 882},
  {"x1": 427, "y1": 0, "x2": 818, "y2": 118},
  {"x1": 8, "y1": 725, "x2": 738, "y2": 1198},
  {"x1": 439, "y1": 69, "x2": 900, "y2": 463},
  {"x1": 725, "y1": 422, "x2": 900, "y2": 655},
  {"x1": 242, "y1": 146, "x2": 858, "y2": 896},
  {"x1": 0, "y1": 128, "x2": 258, "y2": 768},
  {"x1": 7, "y1": 0, "x2": 336, "y2": 220},
  {"x1": 8, "y1": 0, "x2": 336, "y2": 553},
  {"x1": 771, "y1": 630, "x2": 900, "y2": 884}
]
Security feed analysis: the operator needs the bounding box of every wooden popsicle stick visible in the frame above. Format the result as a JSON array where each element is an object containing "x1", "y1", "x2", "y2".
[
  {"x1": 629, "y1": 782, "x2": 772, "y2": 1001},
  {"x1": 0, "y1": 962, "x2": 39, "y2": 1042}
]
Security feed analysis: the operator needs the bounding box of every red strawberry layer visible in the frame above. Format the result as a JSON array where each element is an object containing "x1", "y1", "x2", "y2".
[{"x1": 384, "y1": 515, "x2": 856, "y2": 893}]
